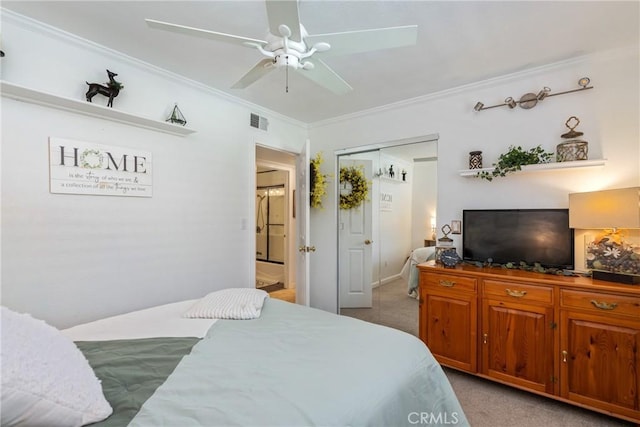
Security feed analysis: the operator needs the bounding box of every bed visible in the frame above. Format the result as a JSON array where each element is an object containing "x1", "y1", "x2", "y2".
[
  {"x1": 2, "y1": 290, "x2": 467, "y2": 427},
  {"x1": 401, "y1": 246, "x2": 436, "y2": 297}
]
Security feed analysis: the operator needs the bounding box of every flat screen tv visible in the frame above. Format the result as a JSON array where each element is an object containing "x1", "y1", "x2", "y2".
[{"x1": 462, "y1": 209, "x2": 574, "y2": 270}]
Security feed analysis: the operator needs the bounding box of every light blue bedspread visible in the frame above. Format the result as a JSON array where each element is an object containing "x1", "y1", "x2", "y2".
[
  {"x1": 130, "y1": 299, "x2": 467, "y2": 426},
  {"x1": 401, "y1": 247, "x2": 436, "y2": 294}
]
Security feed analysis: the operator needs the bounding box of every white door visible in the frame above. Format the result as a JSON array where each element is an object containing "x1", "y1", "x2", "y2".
[
  {"x1": 339, "y1": 158, "x2": 373, "y2": 308},
  {"x1": 295, "y1": 139, "x2": 310, "y2": 306}
]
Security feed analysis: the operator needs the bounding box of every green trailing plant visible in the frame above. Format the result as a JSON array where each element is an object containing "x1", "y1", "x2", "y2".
[{"x1": 477, "y1": 145, "x2": 554, "y2": 181}]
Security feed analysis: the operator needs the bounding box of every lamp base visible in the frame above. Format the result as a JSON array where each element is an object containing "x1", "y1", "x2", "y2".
[{"x1": 592, "y1": 270, "x2": 640, "y2": 285}]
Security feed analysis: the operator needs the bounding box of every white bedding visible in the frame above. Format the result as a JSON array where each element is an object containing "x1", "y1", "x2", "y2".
[{"x1": 62, "y1": 300, "x2": 217, "y2": 341}]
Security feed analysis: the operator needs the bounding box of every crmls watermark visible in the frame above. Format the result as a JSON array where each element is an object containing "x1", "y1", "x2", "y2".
[{"x1": 407, "y1": 411, "x2": 460, "y2": 425}]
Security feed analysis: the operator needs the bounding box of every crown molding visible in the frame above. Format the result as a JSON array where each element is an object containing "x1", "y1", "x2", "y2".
[{"x1": 309, "y1": 44, "x2": 639, "y2": 129}]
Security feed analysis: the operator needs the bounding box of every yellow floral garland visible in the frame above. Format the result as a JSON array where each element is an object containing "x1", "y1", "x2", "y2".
[
  {"x1": 339, "y1": 165, "x2": 369, "y2": 210},
  {"x1": 310, "y1": 152, "x2": 328, "y2": 208}
]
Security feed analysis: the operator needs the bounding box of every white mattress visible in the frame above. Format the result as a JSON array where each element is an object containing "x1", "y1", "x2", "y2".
[{"x1": 62, "y1": 300, "x2": 217, "y2": 341}]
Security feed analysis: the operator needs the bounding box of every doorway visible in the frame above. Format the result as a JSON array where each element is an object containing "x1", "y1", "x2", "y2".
[
  {"x1": 255, "y1": 146, "x2": 298, "y2": 303},
  {"x1": 338, "y1": 137, "x2": 438, "y2": 336}
]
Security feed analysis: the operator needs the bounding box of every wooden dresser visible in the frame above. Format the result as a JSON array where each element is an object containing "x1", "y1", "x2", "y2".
[{"x1": 418, "y1": 261, "x2": 640, "y2": 424}]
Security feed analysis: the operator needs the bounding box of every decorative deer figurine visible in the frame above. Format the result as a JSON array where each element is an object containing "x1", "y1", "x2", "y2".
[{"x1": 85, "y1": 70, "x2": 123, "y2": 108}]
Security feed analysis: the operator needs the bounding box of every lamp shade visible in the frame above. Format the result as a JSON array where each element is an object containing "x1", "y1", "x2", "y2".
[{"x1": 569, "y1": 187, "x2": 640, "y2": 229}]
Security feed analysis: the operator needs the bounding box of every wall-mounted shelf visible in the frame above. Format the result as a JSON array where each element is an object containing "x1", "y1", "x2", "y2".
[
  {"x1": 1, "y1": 81, "x2": 196, "y2": 137},
  {"x1": 459, "y1": 159, "x2": 607, "y2": 177},
  {"x1": 379, "y1": 176, "x2": 408, "y2": 184}
]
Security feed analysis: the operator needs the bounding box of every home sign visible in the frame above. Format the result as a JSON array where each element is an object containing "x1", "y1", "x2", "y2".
[{"x1": 49, "y1": 138, "x2": 152, "y2": 197}]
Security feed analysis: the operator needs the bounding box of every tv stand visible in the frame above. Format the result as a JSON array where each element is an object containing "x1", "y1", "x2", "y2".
[{"x1": 418, "y1": 261, "x2": 640, "y2": 424}]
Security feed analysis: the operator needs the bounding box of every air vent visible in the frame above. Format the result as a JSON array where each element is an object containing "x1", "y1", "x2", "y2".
[{"x1": 250, "y1": 113, "x2": 269, "y2": 131}]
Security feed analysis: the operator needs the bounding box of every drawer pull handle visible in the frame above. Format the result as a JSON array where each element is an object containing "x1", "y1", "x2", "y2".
[
  {"x1": 590, "y1": 300, "x2": 618, "y2": 310},
  {"x1": 562, "y1": 350, "x2": 568, "y2": 363},
  {"x1": 483, "y1": 333, "x2": 488, "y2": 344},
  {"x1": 505, "y1": 289, "x2": 527, "y2": 298},
  {"x1": 439, "y1": 280, "x2": 455, "y2": 288}
]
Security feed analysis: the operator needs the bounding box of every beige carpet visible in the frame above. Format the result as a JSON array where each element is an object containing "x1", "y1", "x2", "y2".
[
  {"x1": 445, "y1": 367, "x2": 634, "y2": 426},
  {"x1": 340, "y1": 278, "x2": 634, "y2": 427},
  {"x1": 340, "y1": 276, "x2": 418, "y2": 336}
]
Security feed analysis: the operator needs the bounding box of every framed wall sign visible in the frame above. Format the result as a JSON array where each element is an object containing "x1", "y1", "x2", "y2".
[{"x1": 49, "y1": 138, "x2": 152, "y2": 197}]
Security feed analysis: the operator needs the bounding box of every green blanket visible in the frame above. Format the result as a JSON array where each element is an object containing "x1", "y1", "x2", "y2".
[{"x1": 76, "y1": 337, "x2": 199, "y2": 427}]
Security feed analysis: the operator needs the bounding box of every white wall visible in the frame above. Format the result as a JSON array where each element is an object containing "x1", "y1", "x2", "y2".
[
  {"x1": 0, "y1": 11, "x2": 307, "y2": 328},
  {"x1": 308, "y1": 47, "x2": 640, "y2": 313}
]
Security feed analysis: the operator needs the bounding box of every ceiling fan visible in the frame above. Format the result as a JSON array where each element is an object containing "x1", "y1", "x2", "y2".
[{"x1": 146, "y1": 0, "x2": 417, "y2": 94}]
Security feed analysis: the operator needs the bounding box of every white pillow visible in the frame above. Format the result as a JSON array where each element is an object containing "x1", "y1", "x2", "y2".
[
  {"x1": 183, "y1": 288, "x2": 269, "y2": 319},
  {"x1": 1, "y1": 306, "x2": 112, "y2": 427}
]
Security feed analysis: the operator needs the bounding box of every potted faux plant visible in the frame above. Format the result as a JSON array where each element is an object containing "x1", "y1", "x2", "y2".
[{"x1": 477, "y1": 145, "x2": 554, "y2": 181}]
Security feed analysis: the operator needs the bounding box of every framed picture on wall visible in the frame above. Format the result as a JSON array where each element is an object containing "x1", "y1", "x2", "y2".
[{"x1": 451, "y1": 220, "x2": 461, "y2": 234}]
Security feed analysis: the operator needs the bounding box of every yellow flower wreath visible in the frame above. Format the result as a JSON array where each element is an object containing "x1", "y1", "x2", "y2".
[
  {"x1": 310, "y1": 152, "x2": 328, "y2": 208},
  {"x1": 339, "y1": 165, "x2": 369, "y2": 210}
]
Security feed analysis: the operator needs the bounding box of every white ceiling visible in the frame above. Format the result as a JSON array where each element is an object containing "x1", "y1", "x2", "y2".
[{"x1": 3, "y1": 1, "x2": 638, "y2": 124}]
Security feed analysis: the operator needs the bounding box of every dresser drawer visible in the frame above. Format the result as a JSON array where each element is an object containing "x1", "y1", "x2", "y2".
[
  {"x1": 422, "y1": 272, "x2": 477, "y2": 293},
  {"x1": 561, "y1": 289, "x2": 640, "y2": 318},
  {"x1": 483, "y1": 280, "x2": 553, "y2": 304}
]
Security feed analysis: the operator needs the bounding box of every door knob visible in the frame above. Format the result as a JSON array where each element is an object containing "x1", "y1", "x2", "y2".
[
  {"x1": 364, "y1": 239, "x2": 373, "y2": 245},
  {"x1": 299, "y1": 246, "x2": 306, "y2": 253},
  {"x1": 299, "y1": 245, "x2": 316, "y2": 253}
]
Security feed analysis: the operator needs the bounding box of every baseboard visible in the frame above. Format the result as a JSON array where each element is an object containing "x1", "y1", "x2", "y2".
[{"x1": 371, "y1": 273, "x2": 402, "y2": 288}]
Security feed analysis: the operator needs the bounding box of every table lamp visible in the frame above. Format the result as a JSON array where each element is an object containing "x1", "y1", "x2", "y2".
[{"x1": 569, "y1": 187, "x2": 640, "y2": 284}]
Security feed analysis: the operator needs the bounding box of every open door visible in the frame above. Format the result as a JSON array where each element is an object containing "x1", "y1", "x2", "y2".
[
  {"x1": 295, "y1": 139, "x2": 310, "y2": 306},
  {"x1": 338, "y1": 157, "x2": 373, "y2": 308}
]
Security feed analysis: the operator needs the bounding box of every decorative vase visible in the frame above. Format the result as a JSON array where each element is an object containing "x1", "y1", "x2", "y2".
[
  {"x1": 469, "y1": 151, "x2": 483, "y2": 169},
  {"x1": 557, "y1": 116, "x2": 588, "y2": 162},
  {"x1": 557, "y1": 141, "x2": 588, "y2": 162}
]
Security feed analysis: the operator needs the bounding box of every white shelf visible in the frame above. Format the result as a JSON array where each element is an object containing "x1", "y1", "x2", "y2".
[
  {"x1": 1, "y1": 81, "x2": 196, "y2": 137},
  {"x1": 459, "y1": 159, "x2": 607, "y2": 177},
  {"x1": 379, "y1": 175, "x2": 408, "y2": 184}
]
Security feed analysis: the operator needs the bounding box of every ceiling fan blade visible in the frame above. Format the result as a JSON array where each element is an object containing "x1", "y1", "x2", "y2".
[
  {"x1": 145, "y1": 19, "x2": 266, "y2": 47},
  {"x1": 305, "y1": 25, "x2": 417, "y2": 57},
  {"x1": 231, "y1": 59, "x2": 275, "y2": 89},
  {"x1": 298, "y1": 58, "x2": 352, "y2": 95},
  {"x1": 265, "y1": 0, "x2": 302, "y2": 42}
]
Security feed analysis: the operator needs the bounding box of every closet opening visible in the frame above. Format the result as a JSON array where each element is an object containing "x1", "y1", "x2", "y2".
[{"x1": 337, "y1": 136, "x2": 438, "y2": 336}]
